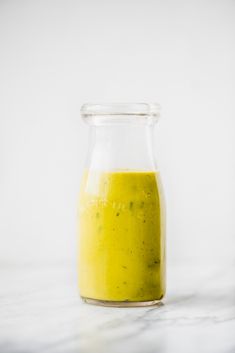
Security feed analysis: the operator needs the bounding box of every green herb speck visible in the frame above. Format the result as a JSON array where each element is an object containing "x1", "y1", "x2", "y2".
[
  {"x1": 116, "y1": 212, "x2": 120, "y2": 216},
  {"x1": 129, "y1": 201, "x2": 133, "y2": 210}
]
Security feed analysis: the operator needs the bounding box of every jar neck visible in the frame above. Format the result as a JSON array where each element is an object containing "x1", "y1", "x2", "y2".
[{"x1": 86, "y1": 123, "x2": 157, "y2": 172}]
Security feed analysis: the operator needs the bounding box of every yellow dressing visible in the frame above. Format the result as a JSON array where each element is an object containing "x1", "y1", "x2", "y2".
[{"x1": 78, "y1": 171, "x2": 165, "y2": 302}]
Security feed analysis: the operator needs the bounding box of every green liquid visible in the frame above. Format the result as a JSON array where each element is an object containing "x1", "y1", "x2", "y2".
[{"x1": 78, "y1": 171, "x2": 166, "y2": 302}]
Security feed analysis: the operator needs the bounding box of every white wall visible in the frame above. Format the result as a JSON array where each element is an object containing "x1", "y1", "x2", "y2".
[{"x1": 0, "y1": 0, "x2": 234, "y2": 266}]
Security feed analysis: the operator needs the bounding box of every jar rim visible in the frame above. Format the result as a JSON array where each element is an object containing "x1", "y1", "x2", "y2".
[{"x1": 81, "y1": 103, "x2": 161, "y2": 120}]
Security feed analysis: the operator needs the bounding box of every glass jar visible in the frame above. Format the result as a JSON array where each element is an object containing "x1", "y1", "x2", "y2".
[{"x1": 78, "y1": 103, "x2": 166, "y2": 307}]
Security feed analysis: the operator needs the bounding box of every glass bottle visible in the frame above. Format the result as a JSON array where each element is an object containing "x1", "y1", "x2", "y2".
[{"x1": 78, "y1": 103, "x2": 166, "y2": 307}]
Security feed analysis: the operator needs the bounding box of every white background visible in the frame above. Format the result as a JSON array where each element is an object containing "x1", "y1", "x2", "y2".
[{"x1": 0, "y1": 0, "x2": 234, "y2": 267}]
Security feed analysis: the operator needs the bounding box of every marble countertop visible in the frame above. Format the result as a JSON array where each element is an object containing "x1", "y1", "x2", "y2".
[{"x1": 0, "y1": 263, "x2": 234, "y2": 353}]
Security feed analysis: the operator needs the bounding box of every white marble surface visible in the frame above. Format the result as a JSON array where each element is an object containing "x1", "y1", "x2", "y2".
[{"x1": 0, "y1": 263, "x2": 235, "y2": 353}]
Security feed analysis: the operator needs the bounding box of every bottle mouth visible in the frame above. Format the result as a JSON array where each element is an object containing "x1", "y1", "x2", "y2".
[{"x1": 81, "y1": 103, "x2": 161, "y2": 124}]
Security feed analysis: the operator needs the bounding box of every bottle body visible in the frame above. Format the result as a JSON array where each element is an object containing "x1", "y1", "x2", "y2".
[{"x1": 78, "y1": 104, "x2": 166, "y2": 306}]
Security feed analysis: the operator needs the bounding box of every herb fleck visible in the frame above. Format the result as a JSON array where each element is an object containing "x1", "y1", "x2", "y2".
[
  {"x1": 148, "y1": 259, "x2": 160, "y2": 268},
  {"x1": 129, "y1": 201, "x2": 133, "y2": 210},
  {"x1": 116, "y1": 212, "x2": 120, "y2": 217}
]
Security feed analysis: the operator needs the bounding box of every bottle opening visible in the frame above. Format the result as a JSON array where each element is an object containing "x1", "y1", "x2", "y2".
[{"x1": 81, "y1": 103, "x2": 160, "y2": 124}]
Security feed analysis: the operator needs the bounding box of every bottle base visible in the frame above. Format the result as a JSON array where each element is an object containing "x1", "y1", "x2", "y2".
[{"x1": 81, "y1": 296, "x2": 163, "y2": 308}]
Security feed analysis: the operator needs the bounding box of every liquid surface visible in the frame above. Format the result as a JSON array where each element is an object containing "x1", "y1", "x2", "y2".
[{"x1": 78, "y1": 171, "x2": 165, "y2": 302}]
